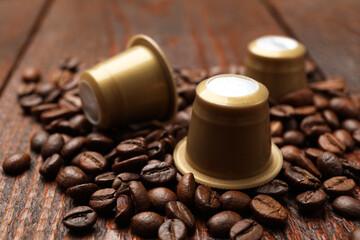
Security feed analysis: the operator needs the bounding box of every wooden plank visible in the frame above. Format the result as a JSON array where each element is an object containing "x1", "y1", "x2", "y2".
[
  {"x1": 0, "y1": 0, "x2": 50, "y2": 91},
  {"x1": 266, "y1": 0, "x2": 360, "y2": 92},
  {"x1": 0, "y1": 0, "x2": 359, "y2": 239}
]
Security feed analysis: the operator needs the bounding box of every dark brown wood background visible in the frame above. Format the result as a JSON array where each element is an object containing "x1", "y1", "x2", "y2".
[{"x1": 0, "y1": 0, "x2": 359, "y2": 239}]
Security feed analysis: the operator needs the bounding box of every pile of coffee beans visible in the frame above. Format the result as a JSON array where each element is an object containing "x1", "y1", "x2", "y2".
[{"x1": 2, "y1": 58, "x2": 359, "y2": 239}]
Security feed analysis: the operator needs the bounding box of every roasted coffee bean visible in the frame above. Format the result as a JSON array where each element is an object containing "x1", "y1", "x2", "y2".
[
  {"x1": 30, "y1": 103, "x2": 58, "y2": 117},
  {"x1": 61, "y1": 136, "x2": 85, "y2": 160},
  {"x1": 36, "y1": 82, "x2": 55, "y2": 97},
  {"x1": 293, "y1": 106, "x2": 317, "y2": 117},
  {"x1": 104, "y1": 148, "x2": 117, "y2": 165},
  {"x1": 161, "y1": 136, "x2": 176, "y2": 153},
  {"x1": 270, "y1": 105, "x2": 294, "y2": 119},
  {"x1": 40, "y1": 107, "x2": 77, "y2": 123},
  {"x1": 272, "y1": 137, "x2": 284, "y2": 147},
  {"x1": 2, "y1": 152, "x2": 31, "y2": 175},
  {"x1": 295, "y1": 190, "x2": 327, "y2": 212},
  {"x1": 318, "y1": 133, "x2": 345, "y2": 156},
  {"x1": 116, "y1": 138, "x2": 147, "y2": 159},
  {"x1": 250, "y1": 194, "x2": 288, "y2": 226},
  {"x1": 19, "y1": 94, "x2": 43, "y2": 111},
  {"x1": 78, "y1": 151, "x2": 107, "y2": 175},
  {"x1": 280, "y1": 145, "x2": 301, "y2": 163},
  {"x1": 68, "y1": 114, "x2": 92, "y2": 135},
  {"x1": 22, "y1": 67, "x2": 41, "y2": 82},
  {"x1": 89, "y1": 188, "x2": 116, "y2": 212},
  {"x1": 300, "y1": 114, "x2": 330, "y2": 137},
  {"x1": 158, "y1": 219, "x2": 188, "y2": 240},
  {"x1": 56, "y1": 166, "x2": 87, "y2": 189},
  {"x1": 280, "y1": 88, "x2": 313, "y2": 107},
  {"x1": 177, "y1": 173, "x2": 196, "y2": 208},
  {"x1": 165, "y1": 201, "x2": 196, "y2": 232},
  {"x1": 39, "y1": 154, "x2": 62, "y2": 178},
  {"x1": 66, "y1": 183, "x2": 98, "y2": 202},
  {"x1": 322, "y1": 110, "x2": 340, "y2": 129},
  {"x1": 313, "y1": 94, "x2": 329, "y2": 110},
  {"x1": 317, "y1": 152, "x2": 343, "y2": 179},
  {"x1": 85, "y1": 132, "x2": 114, "y2": 153},
  {"x1": 147, "y1": 159, "x2": 161, "y2": 165},
  {"x1": 330, "y1": 97, "x2": 359, "y2": 118},
  {"x1": 283, "y1": 130, "x2": 305, "y2": 147},
  {"x1": 112, "y1": 155, "x2": 148, "y2": 173},
  {"x1": 113, "y1": 172, "x2": 140, "y2": 186},
  {"x1": 115, "y1": 194, "x2": 133, "y2": 225},
  {"x1": 284, "y1": 166, "x2": 320, "y2": 191},
  {"x1": 131, "y1": 211, "x2": 164, "y2": 238},
  {"x1": 194, "y1": 185, "x2": 221, "y2": 214},
  {"x1": 30, "y1": 130, "x2": 49, "y2": 152},
  {"x1": 220, "y1": 191, "x2": 251, "y2": 214},
  {"x1": 230, "y1": 219, "x2": 263, "y2": 240},
  {"x1": 309, "y1": 77, "x2": 347, "y2": 93},
  {"x1": 349, "y1": 228, "x2": 360, "y2": 240},
  {"x1": 164, "y1": 153, "x2": 174, "y2": 165},
  {"x1": 148, "y1": 187, "x2": 177, "y2": 212},
  {"x1": 295, "y1": 153, "x2": 322, "y2": 179},
  {"x1": 17, "y1": 83, "x2": 36, "y2": 97},
  {"x1": 129, "y1": 181, "x2": 150, "y2": 212},
  {"x1": 354, "y1": 129, "x2": 360, "y2": 145},
  {"x1": 304, "y1": 148, "x2": 324, "y2": 162},
  {"x1": 323, "y1": 176, "x2": 356, "y2": 196},
  {"x1": 59, "y1": 57, "x2": 80, "y2": 72},
  {"x1": 94, "y1": 172, "x2": 116, "y2": 188},
  {"x1": 342, "y1": 119, "x2": 360, "y2": 133},
  {"x1": 255, "y1": 179, "x2": 289, "y2": 199},
  {"x1": 145, "y1": 129, "x2": 168, "y2": 143},
  {"x1": 282, "y1": 161, "x2": 292, "y2": 173},
  {"x1": 341, "y1": 158, "x2": 360, "y2": 177},
  {"x1": 334, "y1": 129, "x2": 355, "y2": 150},
  {"x1": 141, "y1": 162, "x2": 176, "y2": 186},
  {"x1": 332, "y1": 196, "x2": 360, "y2": 219},
  {"x1": 177, "y1": 83, "x2": 196, "y2": 104},
  {"x1": 206, "y1": 211, "x2": 242, "y2": 238},
  {"x1": 147, "y1": 141, "x2": 165, "y2": 159},
  {"x1": 283, "y1": 118, "x2": 298, "y2": 131},
  {"x1": 270, "y1": 121, "x2": 283, "y2": 136},
  {"x1": 62, "y1": 206, "x2": 97, "y2": 231},
  {"x1": 44, "y1": 89, "x2": 61, "y2": 103}
]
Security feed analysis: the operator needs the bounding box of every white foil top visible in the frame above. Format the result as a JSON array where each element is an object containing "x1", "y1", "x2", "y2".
[
  {"x1": 256, "y1": 36, "x2": 298, "y2": 51},
  {"x1": 207, "y1": 76, "x2": 258, "y2": 97}
]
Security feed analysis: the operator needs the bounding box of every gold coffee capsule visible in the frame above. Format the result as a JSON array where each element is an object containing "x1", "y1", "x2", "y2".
[
  {"x1": 79, "y1": 34, "x2": 177, "y2": 128},
  {"x1": 245, "y1": 35, "x2": 306, "y2": 101},
  {"x1": 174, "y1": 74, "x2": 283, "y2": 189}
]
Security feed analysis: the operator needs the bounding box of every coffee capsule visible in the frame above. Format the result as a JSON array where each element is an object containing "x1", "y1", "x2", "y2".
[
  {"x1": 174, "y1": 74, "x2": 283, "y2": 189},
  {"x1": 79, "y1": 34, "x2": 177, "y2": 129},
  {"x1": 245, "y1": 35, "x2": 306, "y2": 101}
]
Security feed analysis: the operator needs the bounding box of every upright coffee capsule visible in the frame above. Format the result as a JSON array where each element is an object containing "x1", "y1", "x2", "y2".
[
  {"x1": 245, "y1": 35, "x2": 306, "y2": 101},
  {"x1": 174, "y1": 74, "x2": 283, "y2": 189},
  {"x1": 79, "y1": 34, "x2": 177, "y2": 128}
]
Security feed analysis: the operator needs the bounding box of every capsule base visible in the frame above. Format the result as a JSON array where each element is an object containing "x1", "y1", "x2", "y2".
[{"x1": 174, "y1": 137, "x2": 283, "y2": 189}]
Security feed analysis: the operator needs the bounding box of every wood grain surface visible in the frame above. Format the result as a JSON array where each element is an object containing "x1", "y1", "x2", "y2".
[{"x1": 0, "y1": 0, "x2": 359, "y2": 239}]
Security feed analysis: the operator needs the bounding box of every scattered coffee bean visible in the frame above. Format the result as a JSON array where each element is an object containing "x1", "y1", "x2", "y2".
[
  {"x1": 147, "y1": 141, "x2": 165, "y2": 159},
  {"x1": 318, "y1": 133, "x2": 345, "y2": 156},
  {"x1": 56, "y1": 166, "x2": 87, "y2": 189},
  {"x1": 131, "y1": 211, "x2": 164, "y2": 238},
  {"x1": 61, "y1": 136, "x2": 85, "y2": 161},
  {"x1": 36, "y1": 82, "x2": 56, "y2": 97},
  {"x1": 2, "y1": 152, "x2": 31, "y2": 175},
  {"x1": 141, "y1": 162, "x2": 176, "y2": 186},
  {"x1": 195, "y1": 185, "x2": 221, "y2": 215},
  {"x1": 63, "y1": 206, "x2": 97, "y2": 231},
  {"x1": 66, "y1": 183, "x2": 98, "y2": 203},
  {"x1": 353, "y1": 129, "x2": 360, "y2": 145},
  {"x1": 230, "y1": 219, "x2": 263, "y2": 240},
  {"x1": 112, "y1": 154, "x2": 148, "y2": 173},
  {"x1": 313, "y1": 94, "x2": 329, "y2": 110},
  {"x1": 329, "y1": 97, "x2": 359, "y2": 118},
  {"x1": 322, "y1": 109, "x2": 340, "y2": 129},
  {"x1": 270, "y1": 121, "x2": 283, "y2": 136},
  {"x1": 94, "y1": 172, "x2": 116, "y2": 188},
  {"x1": 40, "y1": 107, "x2": 77, "y2": 123},
  {"x1": 334, "y1": 129, "x2": 355, "y2": 151},
  {"x1": 293, "y1": 106, "x2": 317, "y2": 117},
  {"x1": 158, "y1": 219, "x2": 188, "y2": 240},
  {"x1": 295, "y1": 190, "x2": 327, "y2": 212},
  {"x1": 116, "y1": 138, "x2": 147, "y2": 159},
  {"x1": 78, "y1": 151, "x2": 107, "y2": 175},
  {"x1": 30, "y1": 130, "x2": 49, "y2": 152},
  {"x1": 41, "y1": 133, "x2": 64, "y2": 159},
  {"x1": 250, "y1": 194, "x2": 288, "y2": 226},
  {"x1": 85, "y1": 132, "x2": 114, "y2": 153},
  {"x1": 280, "y1": 145, "x2": 301, "y2": 163},
  {"x1": 89, "y1": 188, "x2": 116, "y2": 212},
  {"x1": 206, "y1": 211, "x2": 242, "y2": 238},
  {"x1": 128, "y1": 181, "x2": 150, "y2": 212},
  {"x1": 283, "y1": 130, "x2": 305, "y2": 147},
  {"x1": 40, "y1": 153, "x2": 62, "y2": 178},
  {"x1": 270, "y1": 105, "x2": 294, "y2": 119},
  {"x1": 19, "y1": 94, "x2": 43, "y2": 112},
  {"x1": 17, "y1": 83, "x2": 36, "y2": 98},
  {"x1": 316, "y1": 152, "x2": 343, "y2": 179},
  {"x1": 323, "y1": 176, "x2": 356, "y2": 196},
  {"x1": 255, "y1": 179, "x2": 288, "y2": 199},
  {"x1": 272, "y1": 137, "x2": 284, "y2": 147},
  {"x1": 304, "y1": 148, "x2": 324, "y2": 162},
  {"x1": 284, "y1": 166, "x2": 320, "y2": 191},
  {"x1": 342, "y1": 119, "x2": 360, "y2": 133},
  {"x1": 148, "y1": 187, "x2": 177, "y2": 212},
  {"x1": 177, "y1": 173, "x2": 196, "y2": 208},
  {"x1": 332, "y1": 196, "x2": 360, "y2": 219},
  {"x1": 22, "y1": 67, "x2": 41, "y2": 82},
  {"x1": 115, "y1": 194, "x2": 133, "y2": 225},
  {"x1": 280, "y1": 88, "x2": 313, "y2": 107},
  {"x1": 165, "y1": 201, "x2": 196, "y2": 232},
  {"x1": 300, "y1": 114, "x2": 330, "y2": 137},
  {"x1": 220, "y1": 191, "x2": 251, "y2": 214}
]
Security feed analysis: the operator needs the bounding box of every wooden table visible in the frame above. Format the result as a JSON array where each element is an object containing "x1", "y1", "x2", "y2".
[{"x1": 0, "y1": 0, "x2": 359, "y2": 239}]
